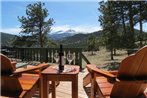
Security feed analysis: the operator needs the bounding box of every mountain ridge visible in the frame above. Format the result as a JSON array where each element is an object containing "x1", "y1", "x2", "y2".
[
  {"x1": 49, "y1": 29, "x2": 87, "y2": 40},
  {"x1": 1, "y1": 32, "x2": 15, "y2": 47},
  {"x1": 2, "y1": 28, "x2": 146, "y2": 48},
  {"x1": 58, "y1": 30, "x2": 102, "y2": 48}
]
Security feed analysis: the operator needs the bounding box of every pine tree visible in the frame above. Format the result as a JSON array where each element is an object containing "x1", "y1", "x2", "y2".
[
  {"x1": 99, "y1": 1, "x2": 119, "y2": 60},
  {"x1": 134, "y1": 1, "x2": 147, "y2": 47},
  {"x1": 87, "y1": 35, "x2": 99, "y2": 55},
  {"x1": 18, "y1": 2, "x2": 54, "y2": 47}
]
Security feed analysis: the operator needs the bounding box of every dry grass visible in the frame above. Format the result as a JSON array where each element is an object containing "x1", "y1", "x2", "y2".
[{"x1": 82, "y1": 47, "x2": 128, "y2": 68}]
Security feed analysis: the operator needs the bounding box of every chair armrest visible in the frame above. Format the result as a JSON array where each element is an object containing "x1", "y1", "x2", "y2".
[
  {"x1": 83, "y1": 73, "x2": 91, "y2": 87},
  {"x1": 11, "y1": 61, "x2": 17, "y2": 70},
  {"x1": 19, "y1": 91, "x2": 27, "y2": 98},
  {"x1": 108, "y1": 70, "x2": 118, "y2": 75},
  {"x1": 87, "y1": 64, "x2": 116, "y2": 82},
  {"x1": 14, "y1": 63, "x2": 49, "y2": 75}
]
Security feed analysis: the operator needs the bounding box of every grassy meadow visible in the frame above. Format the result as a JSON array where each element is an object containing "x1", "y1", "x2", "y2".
[{"x1": 82, "y1": 47, "x2": 128, "y2": 69}]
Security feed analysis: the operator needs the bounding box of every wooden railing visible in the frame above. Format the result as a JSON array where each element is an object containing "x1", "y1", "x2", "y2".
[
  {"x1": 81, "y1": 53, "x2": 91, "y2": 64},
  {"x1": 127, "y1": 49, "x2": 138, "y2": 55},
  {"x1": 4, "y1": 47, "x2": 83, "y2": 70}
]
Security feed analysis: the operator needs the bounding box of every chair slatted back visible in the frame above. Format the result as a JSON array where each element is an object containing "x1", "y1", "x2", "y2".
[
  {"x1": 1, "y1": 54, "x2": 15, "y2": 75},
  {"x1": 1, "y1": 54, "x2": 23, "y2": 97},
  {"x1": 117, "y1": 46, "x2": 147, "y2": 79},
  {"x1": 112, "y1": 46, "x2": 147, "y2": 97},
  {"x1": 1, "y1": 76, "x2": 23, "y2": 97},
  {"x1": 111, "y1": 81, "x2": 147, "y2": 98},
  {"x1": 136, "y1": 50, "x2": 147, "y2": 78}
]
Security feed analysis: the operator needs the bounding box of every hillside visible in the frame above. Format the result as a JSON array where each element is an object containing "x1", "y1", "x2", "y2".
[
  {"x1": 1, "y1": 32, "x2": 15, "y2": 47},
  {"x1": 59, "y1": 31, "x2": 102, "y2": 48},
  {"x1": 1, "y1": 28, "x2": 146, "y2": 48},
  {"x1": 58, "y1": 28, "x2": 147, "y2": 48}
]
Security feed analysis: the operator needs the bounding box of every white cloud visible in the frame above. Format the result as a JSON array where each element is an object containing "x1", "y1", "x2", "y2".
[
  {"x1": 1, "y1": 24, "x2": 102, "y2": 35},
  {"x1": 51, "y1": 25, "x2": 102, "y2": 34},
  {"x1": 73, "y1": 25, "x2": 102, "y2": 33},
  {"x1": 0, "y1": 28, "x2": 21, "y2": 35},
  {"x1": 51, "y1": 25, "x2": 71, "y2": 32}
]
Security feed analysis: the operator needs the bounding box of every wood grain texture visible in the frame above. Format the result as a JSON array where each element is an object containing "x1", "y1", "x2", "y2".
[
  {"x1": 41, "y1": 65, "x2": 80, "y2": 98},
  {"x1": 86, "y1": 45, "x2": 147, "y2": 98}
]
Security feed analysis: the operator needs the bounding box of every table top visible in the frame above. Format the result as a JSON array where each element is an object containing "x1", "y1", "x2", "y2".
[{"x1": 41, "y1": 64, "x2": 80, "y2": 75}]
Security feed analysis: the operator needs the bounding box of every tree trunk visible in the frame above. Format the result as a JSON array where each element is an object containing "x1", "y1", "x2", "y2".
[
  {"x1": 111, "y1": 48, "x2": 114, "y2": 60},
  {"x1": 91, "y1": 51, "x2": 94, "y2": 55},
  {"x1": 120, "y1": 4, "x2": 127, "y2": 49},
  {"x1": 39, "y1": 24, "x2": 43, "y2": 48},
  {"x1": 139, "y1": 2, "x2": 143, "y2": 48},
  {"x1": 121, "y1": 4, "x2": 127, "y2": 35},
  {"x1": 113, "y1": 49, "x2": 116, "y2": 56},
  {"x1": 39, "y1": 31, "x2": 43, "y2": 48},
  {"x1": 128, "y1": 2, "x2": 135, "y2": 48}
]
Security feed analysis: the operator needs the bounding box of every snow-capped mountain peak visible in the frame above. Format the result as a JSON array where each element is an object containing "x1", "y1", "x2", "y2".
[{"x1": 48, "y1": 29, "x2": 77, "y2": 40}]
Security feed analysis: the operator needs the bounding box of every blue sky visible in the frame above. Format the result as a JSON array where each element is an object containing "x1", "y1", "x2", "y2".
[{"x1": 1, "y1": 0, "x2": 147, "y2": 35}]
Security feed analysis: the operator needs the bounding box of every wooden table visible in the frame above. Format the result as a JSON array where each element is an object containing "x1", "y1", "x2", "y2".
[{"x1": 41, "y1": 65, "x2": 80, "y2": 98}]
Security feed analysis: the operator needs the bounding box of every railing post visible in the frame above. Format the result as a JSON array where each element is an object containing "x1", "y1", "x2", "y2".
[
  {"x1": 40, "y1": 48, "x2": 43, "y2": 63},
  {"x1": 48, "y1": 48, "x2": 52, "y2": 63},
  {"x1": 45, "y1": 48, "x2": 48, "y2": 63},
  {"x1": 79, "y1": 48, "x2": 83, "y2": 70},
  {"x1": 81, "y1": 53, "x2": 91, "y2": 64},
  {"x1": 20, "y1": 48, "x2": 24, "y2": 61}
]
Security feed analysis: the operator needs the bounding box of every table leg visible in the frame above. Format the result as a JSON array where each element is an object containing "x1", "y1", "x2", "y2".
[
  {"x1": 72, "y1": 75, "x2": 78, "y2": 98},
  {"x1": 41, "y1": 75, "x2": 48, "y2": 98},
  {"x1": 91, "y1": 78, "x2": 95, "y2": 98},
  {"x1": 52, "y1": 81, "x2": 56, "y2": 98}
]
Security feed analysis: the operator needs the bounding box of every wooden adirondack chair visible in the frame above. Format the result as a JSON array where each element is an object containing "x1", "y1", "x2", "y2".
[
  {"x1": 1, "y1": 54, "x2": 49, "y2": 98},
  {"x1": 84, "y1": 45, "x2": 147, "y2": 98}
]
